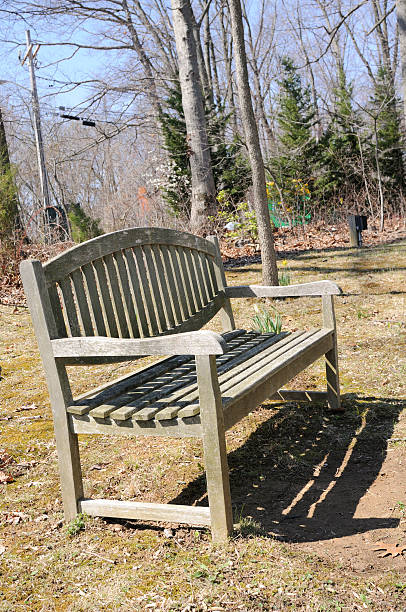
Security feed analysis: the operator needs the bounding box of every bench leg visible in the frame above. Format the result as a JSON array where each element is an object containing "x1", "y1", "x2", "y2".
[
  {"x1": 55, "y1": 427, "x2": 84, "y2": 521},
  {"x1": 322, "y1": 296, "x2": 342, "y2": 412},
  {"x1": 50, "y1": 366, "x2": 84, "y2": 521},
  {"x1": 196, "y1": 355, "x2": 233, "y2": 542}
]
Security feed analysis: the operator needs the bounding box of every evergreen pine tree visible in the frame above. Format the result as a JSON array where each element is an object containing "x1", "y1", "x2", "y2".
[
  {"x1": 370, "y1": 66, "x2": 404, "y2": 192},
  {"x1": 68, "y1": 202, "x2": 102, "y2": 243},
  {"x1": 0, "y1": 109, "x2": 22, "y2": 244},
  {"x1": 269, "y1": 57, "x2": 315, "y2": 218},
  {"x1": 159, "y1": 83, "x2": 251, "y2": 217},
  {"x1": 315, "y1": 66, "x2": 364, "y2": 205}
]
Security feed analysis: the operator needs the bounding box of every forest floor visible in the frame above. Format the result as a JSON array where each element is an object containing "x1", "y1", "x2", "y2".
[{"x1": 0, "y1": 226, "x2": 406, "y2": 610}]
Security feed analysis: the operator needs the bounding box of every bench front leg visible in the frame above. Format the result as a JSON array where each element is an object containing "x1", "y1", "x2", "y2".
[
  {"x1": 196, "y1": 355, "x2": 233, "y2": 541},
  {"x1": 322, "y1": 295, "x2": 342, "y2": 412}
]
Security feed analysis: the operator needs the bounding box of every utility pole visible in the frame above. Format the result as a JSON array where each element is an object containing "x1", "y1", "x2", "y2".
[{"x1": 23, "y1": 29, "x2": 51, "y2": 237}]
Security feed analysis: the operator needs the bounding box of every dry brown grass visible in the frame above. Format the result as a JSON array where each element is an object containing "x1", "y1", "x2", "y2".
[{"x1": 0, "y1": 239, "x2": 405, "y2": 610}]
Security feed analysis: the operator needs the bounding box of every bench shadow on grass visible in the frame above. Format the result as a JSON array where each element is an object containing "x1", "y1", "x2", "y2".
[{"x1": 171, "y1": 394, "x2": 404, "y2": 543}]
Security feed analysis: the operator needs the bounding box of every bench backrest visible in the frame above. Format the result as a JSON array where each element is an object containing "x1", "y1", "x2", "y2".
[{"x1": 40, "y1": 228, "x2": 227, "y2": 339}]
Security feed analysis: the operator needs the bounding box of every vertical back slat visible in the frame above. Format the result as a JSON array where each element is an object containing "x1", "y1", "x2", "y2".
[
  {"x1": 199, "y1": 253, "x2": 216, "y2": 301},
  {"x1": 192, "y1": 249, "x2": 209, "y2": 305},
  {"x1": 177, "y1": 247, "x2": 197, "y2": 315},
  {"x1": 133, "y1": 247, "x2": 159, "y2": 336},
  {"x1": 123, "y1": 248, "x2": 149, "y2": 338},
  {"x1": 93, "y1": 259, "x2": 119, "y2": 337},
  {"x1": 151, "y1": 245, "x2": 176, "y2": 329},
  {"x1": 59, "y1": 277, "x2": 81, "y2": 337},
  {"x1": 185, "y1": 249, "x2": 203, "y2": 311},
  {"x1": 207, "y1": 257, "x2": 220, "y2": 295},
  {"x1": 48, "y1": 283, "x2": 67, "y2": 338},
  {"x1": 114, "y1": 250, "x2": 140, "y2": 338},
  {"x1": 70, "y1": 269, "x2": 94, "y2": 336},
  {"x1": 161, "y1": 246, "x2": 183, "y2": 326},
  {"x1": 168, "y1": 246, "x2": 189, "y2": 323},
  {"x1": 81, "y1": 263, "x2": 107, "y2": 336},
  {"x1": 143, "y1": 245, "x2": 167, "y2": 333},
  {"x1": 104, "y1": 254, "x2": 130, "y2": 338}
]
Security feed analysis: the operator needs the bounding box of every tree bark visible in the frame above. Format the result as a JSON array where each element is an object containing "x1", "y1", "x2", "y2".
[
  {"x1": 227, "y1": 0, "x2": 278, "y2": 285},
  {"x1": 171, "y1": 0, "x2": 216, "y2": 232},
  {"x1": 397, "y1": 0, "x2": 406, "y2": 126}
]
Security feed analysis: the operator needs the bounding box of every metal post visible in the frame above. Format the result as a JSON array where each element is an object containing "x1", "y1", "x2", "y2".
[{"x1": 25, "y1": 30, "x2": 51, "y2": 238}]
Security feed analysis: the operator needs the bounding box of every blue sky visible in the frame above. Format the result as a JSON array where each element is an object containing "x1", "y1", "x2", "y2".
[{"x1": 0, "y1": 16, "x2": 115, "y2": 113}]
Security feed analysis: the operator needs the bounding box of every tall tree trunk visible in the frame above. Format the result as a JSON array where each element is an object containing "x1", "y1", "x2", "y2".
[
  {"x1": 171, "y1": 0, "x2": 216, "y2": 232},
  {"x1": 227, "y1": 0, "x2": 278, "y2": 285},
  {"x1": 397, "y1": 0, "x2": 406, "y2": 126}
]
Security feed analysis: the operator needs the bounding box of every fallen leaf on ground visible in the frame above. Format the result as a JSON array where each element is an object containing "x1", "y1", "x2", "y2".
[
  {"x1": 371, "y1": 541, "x2": 406, "y2": 557},
  {"x1": 0, "y1": 543, "x2": 5, "y2": 555},
  {"x1": 15, "y1": 403, "x2": 37, "y2": 412},
  {"x1": 5, "y1": 511, "x2": 30, "y2": 525},
  {"x1": 0, "y1": 471, "x2": 14, "y2": 484}
]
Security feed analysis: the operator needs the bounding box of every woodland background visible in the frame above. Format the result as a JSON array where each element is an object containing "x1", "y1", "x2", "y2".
[{"x1": 0, "y1": 0, "x2": 406, "y2": 250}]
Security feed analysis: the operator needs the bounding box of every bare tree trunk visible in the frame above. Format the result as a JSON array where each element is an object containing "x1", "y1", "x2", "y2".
[
  {"x1": 397, "y1": 0, "x2": 406, "y2": 126},
  {"x1": 171, "y1": 0, "x2": 216, "y2": 232},
  {"x1": 241, "y1": 1, "x2": 275, "y2": 155},
  {"x1": 219, "y1": 4, "x2": 238, "y2": 134},
  {"x1": 227, "y1": 0, "x2": 278, "y2": 285}
]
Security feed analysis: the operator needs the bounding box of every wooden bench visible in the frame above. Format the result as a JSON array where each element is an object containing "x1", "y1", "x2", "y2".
[{"x1": 20, "y1": 227, "x2": 342, "y2": 541}]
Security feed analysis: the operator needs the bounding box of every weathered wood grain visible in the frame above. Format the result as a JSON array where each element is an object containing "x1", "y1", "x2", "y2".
[
  {"x1": 59, "y1": 277, "x2": 81, "y2": 337},
  {"x1": 197, "y1": 354, "x2": 233, "y2": 541},
  {"x1": 81, "y1": 262, "x2": 107, "y2": 336},
  {"x1": 44, "y1": 227, "x2": 218, "y2": 283},
  {"x1": 226, "y1": 281, "x2": 342, "y2": 298},
  {"x1": 322, "y1": 294, "x2": 342, "y2": 412},
  {"x1": 20, "y1": 260, "x2": 83, "y2": 521},
  {"x1": 23, "y1": 228, "x2": 342, "y2": 540},
  {"x1": 52, "y1": 329, "x2": 228, "y2": 358},
  {"x1": 79, "y1": 499, "x2": 211, "y2": 525},
  {"x1": 104, "y1": 253, "x2": 130, "y2": 338}
]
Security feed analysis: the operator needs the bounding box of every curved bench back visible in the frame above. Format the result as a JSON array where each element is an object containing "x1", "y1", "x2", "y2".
[{"x1": 41, "y1": 228, "x2": 226, "y2": 339}]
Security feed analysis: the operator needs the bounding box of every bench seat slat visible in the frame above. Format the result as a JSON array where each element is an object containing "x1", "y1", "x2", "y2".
[
  {"x1": 130, "y1": 332, "x2": 264, "y2": 422},
  {"x1": 180, "y1": 330, "x2": 331, "y2": 417},
  {"x1": 67, "y1": 355, "x2": 193, "y2": 415},
  {"x1": 67, "y1": 329, "x2": 331, "y2": 428},
  {"x1": 105, "y1": 332, "x2": 252, "y2": 421},
  {"x1": 69, "y1": 328, "x2": 333, "y2": 438},
  {"x1": 146, "y1": 332, "x2": 289, "y2": 422}
]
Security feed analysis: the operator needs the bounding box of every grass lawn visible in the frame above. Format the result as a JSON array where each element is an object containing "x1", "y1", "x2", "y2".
[{"x1": 0, "y1": 239, "x2": 405, "y2": 611}]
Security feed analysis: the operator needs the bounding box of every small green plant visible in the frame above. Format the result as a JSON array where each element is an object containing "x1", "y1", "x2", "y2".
[
  {"x1": 211, "y1": 197, "x2": 258, "y2": 243},
  {"x1": 191, "y1": 562, "x2": 225, "y2": 583},
  {"x1": 252, "y1": 303, "x2": 282, "y2": 334},
  {"x1": 234, "y1": 507, "x2": 264, "y2": 537},
  {"x1": 356, "y1": 308, "x2": 369, "y2": 319},
  {"x1": 65, "y1": 513, "x2": 87, "y2": 536},
  {"x1": 278, "y1": 259, "x2": 291, "y2": 286},
  {"x1": 396, "y1": 501, "x2": 406, "y2": 517}
]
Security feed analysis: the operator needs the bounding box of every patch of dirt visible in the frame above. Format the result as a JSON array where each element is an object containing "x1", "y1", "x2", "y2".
[{"x1": 171, "y1": 395, "x2": 406, "y2": 575}]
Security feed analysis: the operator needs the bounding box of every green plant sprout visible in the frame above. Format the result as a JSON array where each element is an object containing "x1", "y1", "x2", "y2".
[
  {"x1": 65, "y1": 513, "x2": 87, "y2": 536},
  {"x1": 278, "y1": 259, "x2": 291, "y2": 286},
  {"x1": 252, "y1": 303, "x2": 282, "y2": 334},
  {"x1": 396, "y1": 501, "x2": 406, "y2": 517}
]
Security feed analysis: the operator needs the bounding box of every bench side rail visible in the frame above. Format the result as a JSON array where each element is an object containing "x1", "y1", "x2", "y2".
[{"x1": 36, "y1": 228, "x2": 226, "y2": 340}]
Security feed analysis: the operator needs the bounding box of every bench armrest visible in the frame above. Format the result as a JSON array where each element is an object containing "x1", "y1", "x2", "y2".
[
  {"x1": 225, "y1": 281, "x2": 342, "y2": 299},
  {"x1": 52, "y1": 330, "x2": 227, "y2": 359}
]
